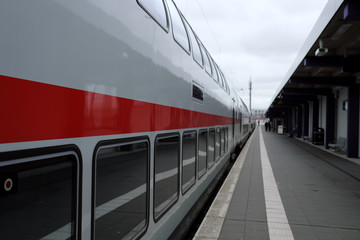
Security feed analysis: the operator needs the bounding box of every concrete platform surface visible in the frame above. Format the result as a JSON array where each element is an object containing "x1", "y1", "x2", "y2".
[{"x1": 194, "y1": 126, "x2": 360, "y2": 240}]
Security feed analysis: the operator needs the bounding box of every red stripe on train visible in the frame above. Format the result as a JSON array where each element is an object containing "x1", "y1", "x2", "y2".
[{"x1": 0, "y1": 75, "x2": 232, "y2": 144}]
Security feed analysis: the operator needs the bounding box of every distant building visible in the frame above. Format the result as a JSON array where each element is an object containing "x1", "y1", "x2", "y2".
[{"x1": 252, "y1": 109, "x2": 266, "y2": 119}]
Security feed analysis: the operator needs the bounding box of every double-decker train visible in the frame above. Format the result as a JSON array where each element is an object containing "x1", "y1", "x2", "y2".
[{"x1": 0, "y1": 0, "x2": 254, "y2": 239}]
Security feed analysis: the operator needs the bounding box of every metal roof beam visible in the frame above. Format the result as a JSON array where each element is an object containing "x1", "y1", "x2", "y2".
[
  {"x1": 280, "y1": 94, "x2": 318, "y2": 101},
  {"x1": 343, "y1": 57, "x2": 360, "y2": 72},
  {"x1": 304, "y1": 56, "x2": 360, "y2": 73},
  {"x1": 282, "y1": 88, "x2": 332, "y2": 96},
  {"x1": 304, "y1": 56, "x2": 342, "y2": 68},
  {"x1": 289, "y1": 77, "x2": 356, "y2": 86}
]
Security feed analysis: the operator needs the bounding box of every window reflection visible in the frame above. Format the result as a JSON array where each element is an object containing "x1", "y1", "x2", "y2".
[
  {"x1": 221, "y1": 128, "x2": 225, "y2": 156},
  {"x1": 95, "y1": 140, "x2": 148, "y2": 239},
  {"x1": 208, "y1": 129, "x2": 215, "y2": 168},
  {"x1": 215, "y1": 128, "x2": 221, "y2": 161},
  {"x1": 154, "y1": 134, "x2": 179, "y2": 220},
  {"x1": 184, "y1": 20, "x2": 203, "y2": 65},
  {"x1": 198, "y1": 130, "x2": 207, "y2": 178},
  {"x1": 182, "y1": 132, "x2": 196, "y2": 193},
  {"x1": 167, "y1": 0, "x2": 190, "y2": 52},
  {"x1": 0, "y1": 154, "x2": 78, "y2": 240},
  {"x1": 138, "y1": 0, "x2": 168, "y2": 31}
]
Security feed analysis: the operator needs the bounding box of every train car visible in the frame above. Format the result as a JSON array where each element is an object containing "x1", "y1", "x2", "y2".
[{"x1": 0, "y1": 0, "x2": 254, "y2": 239}]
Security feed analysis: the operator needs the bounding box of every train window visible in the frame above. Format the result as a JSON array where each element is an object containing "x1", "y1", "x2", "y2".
[
  {"x1": 182, "y1": 132, "x2": 196, "y2": 194},
  {"x1": 218, "y1": 69, "x2": 225, "y2": 89},
  {"x1": 208, "y1": 129, "x2": 215, "y2": 169},
  {"x1": 239, "y1": 111, "x2": 243, "y2": 134},
  {"x1": 0, "y1": 149, "x2": 79, "y2": 240},
  {"x1": 184, "y1": 19, "x2": 203, "y2": 66},
  {"x1": 222, "y1": 73, "x2": 230, "y2": 94},
  {"x1": 225, "y1": 128, "x2": 229, "y2": 152},
  {"x1": 212, "y1": 59, "x2": 219, "y2": 83},
  {"x1": 138, "y1": 0, "x2": 169, "y2": 32},
  {"x1": 154, "y1": 134, "x2": 179, "y2": 220},
  {"x1": 198, "y1": 130, "x2": 207, "y2": 178},
  {"x1": 225, "y1": 80, "x2": 230, "y2": 94},
  {"x1": 192, "y1": 82, "x2": 204, "y2": 102},
  {"x1": 215, "y1": 128, "x2": 221, "y2": 162},
  {"x1": 221, "y1": 128, "x2": 225, "y2": 156},
  {"x1": 167, "y1": 0, "x2": 190, "y2": 53},
  {"x1": 200, "y1": 44, "x2": 212, "y2": 76},
  {"x1": 94, "y1": 139, "x2": 148, "y2": 239},
  {"x1": 232, "y1": 108, "x2": 236, "y2": 137}
]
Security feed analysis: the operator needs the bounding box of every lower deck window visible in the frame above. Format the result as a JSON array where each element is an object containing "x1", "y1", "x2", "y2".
[
  {"x1": 215, "y1": 128, "x2": 221, "y2": 161},
  {"x1": 208, "y1": 129, "x2": 215, "y2": 168},
  {"x1": 0, "y1": 151, "x2": 79, "y2": 240},
  {"x1": 182, "y1": 132, "x2": 196, "y2": 194},
  {"x1": 94, "y1": 140, "x2": 148, "y2": 239},
  {"x1": 198, "y1": 130, "x2": 207, "y2": 178},
  {"x1": 221, "y1": 128, "x2": 225, "y2": 156},
  {"x1": 225, "y1": 128, "x2": 229, "y2": 152},
  {"x1": 154, "y1": 134, "x2": 179, "y2": 220}
]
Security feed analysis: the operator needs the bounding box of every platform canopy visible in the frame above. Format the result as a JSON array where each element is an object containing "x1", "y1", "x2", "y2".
[{"x1": 266, "y1": 0, "x2": 360, "y2": 116}]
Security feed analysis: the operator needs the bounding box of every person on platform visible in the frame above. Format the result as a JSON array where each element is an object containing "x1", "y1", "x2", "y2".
[{"x1": 268, "y1": 121, "x2": 271, "y2": 132}]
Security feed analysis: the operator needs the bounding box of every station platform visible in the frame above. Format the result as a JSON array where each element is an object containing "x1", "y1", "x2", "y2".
[{"x1": 194, "y1": 126, "x2": 360, "y2": 240}]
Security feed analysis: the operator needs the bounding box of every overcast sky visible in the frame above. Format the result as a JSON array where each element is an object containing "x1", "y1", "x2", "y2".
[{"x1": 175, "y1": 0, "x2": 328, "y2": 110}]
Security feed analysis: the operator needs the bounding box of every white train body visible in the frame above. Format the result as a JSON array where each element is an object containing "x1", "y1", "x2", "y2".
[{"x1": 0, "y1": 0, "x2": 253, "y2": 239}]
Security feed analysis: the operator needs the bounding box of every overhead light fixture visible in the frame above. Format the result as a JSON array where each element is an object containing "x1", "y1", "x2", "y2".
[
  {"x1": 315, "y1": 39, "x2": 328, "y2": 56},
  {"x1": 331, "y1": 23, "x2": 352, "y2": 40}
]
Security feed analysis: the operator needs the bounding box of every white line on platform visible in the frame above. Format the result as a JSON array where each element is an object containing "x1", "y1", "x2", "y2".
[{"x1": 259, "y1": 129, "x2": 294, "y2": 240}]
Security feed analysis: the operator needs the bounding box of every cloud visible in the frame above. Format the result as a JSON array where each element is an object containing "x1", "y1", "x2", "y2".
[{"x1": 176, "y1": 0, "x2": 328, "y2": 109}]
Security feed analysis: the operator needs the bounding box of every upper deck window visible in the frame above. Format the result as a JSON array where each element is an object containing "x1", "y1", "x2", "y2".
[
  {"x1": 218, "y1": 68, "x2": 225, "y2": 89},
  {"x1": 138, "y1": 0, "x2": 169, "y2": 31},
  {"x1": 201, "y1": 44, "x2": 212, "y2": 76},
  {"x1": 184, "y1": 20, "x2": 203, "y2": 66},
  {"x1": 220, "y1": 70, "x2": 229, "y2": 93},
  {"x1": 167, "y1": 0, "x2": 190, "y2": 53},
  {"x1": 209, "y1": 57, "x2": 219, "y2": 83}
]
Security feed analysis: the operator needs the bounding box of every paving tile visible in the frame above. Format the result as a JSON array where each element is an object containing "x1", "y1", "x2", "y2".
[
  {"x1": 219, "y1": 219, "x2": 245, "y2": 240},
  {"x1": 214, "y1": 129, "x2": 360, "y2": 240}
]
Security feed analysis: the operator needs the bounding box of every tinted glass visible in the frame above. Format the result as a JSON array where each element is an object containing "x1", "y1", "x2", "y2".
[
  {"x1": 184, "y1": 20, "x2": 203, "y2": 66},
  {"x1": 225, "y1": 128, "x2": 229, "y2": 152},
  {"x1": 215, "y1": 128, "x2": 221, "y2": 161},
  {"x1": 239, "y1": 112, "x2": 243, "y2": 134},
  {"x1": 182, "y1": 132, "x2": 196, "y2": 193},
  {"x1": 208, "y1": 129, "x2": 215, "y2": 168},
  {"x1": 212, "y1": 59, "x2": 219, "y2": 83},
  {"x1": 221, "y1": 128, "x2": 225, "y2": 156},
  {"x1": 154, "y1": 135, "x2": 179, "y2": 219},
  {"x1": 168, "y1": 0, "x2": 190, "y2": 52},
  {"x1": 198, "y1": 130, "x2": 207, "y2": 178},
  {"x1": 193, "y1": 84, "x2": 204, "y2": 101},
  {"x1": 201, "y1": 44, "x2": 212, "y2": 75},
  {"x1": 138, "y1": 0, "x2": 168, "y2": 31},
  {"x1": 0, "y1": 154, "x2": 78, "y2": 240},
  {"x1": 219, "y1": 69, "x2": 225, "y2": 88},
  {"x1": 95, "y1": 141, "x2": 148, "y2": 239}
]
